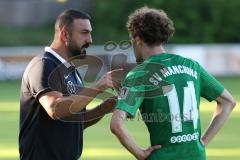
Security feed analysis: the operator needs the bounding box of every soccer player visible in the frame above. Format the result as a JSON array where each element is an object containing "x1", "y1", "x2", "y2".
[
  {"x1": 110, "y1": 6, "x2": 236, "y2": 160},
  {"x1": 19, "y1": 10, "x2": 121, "y2": 160}
]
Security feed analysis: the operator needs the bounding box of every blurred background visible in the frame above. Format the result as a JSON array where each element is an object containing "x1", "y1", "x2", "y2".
[{"x1": 0, "y1": 0, "x2": 239, "y2": 160}]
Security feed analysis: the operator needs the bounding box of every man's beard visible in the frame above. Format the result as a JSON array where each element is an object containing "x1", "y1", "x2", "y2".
[{"x1": 68, "y1": 42, "x2": 90, "y2": 59}]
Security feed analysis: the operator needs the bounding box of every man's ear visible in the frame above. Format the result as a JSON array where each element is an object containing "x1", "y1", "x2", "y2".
[{"x1": 60, "y1": 27, "x2": 69, "y2": 43}]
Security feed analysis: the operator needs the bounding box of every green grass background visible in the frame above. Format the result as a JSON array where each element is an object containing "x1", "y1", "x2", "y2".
[{"x1": 0, "y1": 77, "x2": 239, "y2": 160}]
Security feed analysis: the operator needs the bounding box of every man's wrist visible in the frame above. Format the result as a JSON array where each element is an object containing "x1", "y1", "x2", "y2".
[{"x1": 134, "y1": 148, "x2": 145, "y2": 160}]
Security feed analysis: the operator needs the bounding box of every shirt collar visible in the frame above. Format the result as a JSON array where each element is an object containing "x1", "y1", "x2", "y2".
[
  {"x1": 146, "y1": 52, "x2": 171, "y2": 61},
  {"x1": 45, "y1": 46, "x2": 71, "y2": 68}
]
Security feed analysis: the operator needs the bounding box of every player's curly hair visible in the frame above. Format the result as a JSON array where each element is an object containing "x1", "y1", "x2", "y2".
[{"x1": 127, "y1": 6, "x2": 175, "y2": 46}]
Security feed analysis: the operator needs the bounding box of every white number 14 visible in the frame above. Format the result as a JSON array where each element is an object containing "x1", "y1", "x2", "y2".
[{"x1": 162, "y1": 81, "x2": 198, "y2": 133}]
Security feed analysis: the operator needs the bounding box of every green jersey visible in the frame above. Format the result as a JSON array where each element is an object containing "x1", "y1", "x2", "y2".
[{"x1": 115, "y1": 53, "x2": 224, "y2": 160}]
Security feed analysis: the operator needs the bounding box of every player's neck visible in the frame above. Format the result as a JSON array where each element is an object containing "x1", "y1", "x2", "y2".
[{"x1": 143, "y1": 45, "x2": 165, "y2": 60}]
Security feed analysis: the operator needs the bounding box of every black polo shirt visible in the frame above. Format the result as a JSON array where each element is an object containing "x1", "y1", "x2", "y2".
[{"x1": 19, "y1": 51, "x2": 85, "y2": 160}]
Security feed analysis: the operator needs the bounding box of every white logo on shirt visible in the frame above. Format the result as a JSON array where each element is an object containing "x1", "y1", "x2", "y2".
[
  {"x1": 67, "y1": 81, "x2": 76, "y2": 94},
  {"x1": 170, "y1": 132, "x2": 199, "y2": 144},
  {"x1": 118, "y1": 87, "x2": 129, "y2": 100}
]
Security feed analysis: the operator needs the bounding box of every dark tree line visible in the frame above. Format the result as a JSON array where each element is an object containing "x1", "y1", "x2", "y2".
[{"x1": 91, "y1": 0, "x2": 240, "y2": 44}]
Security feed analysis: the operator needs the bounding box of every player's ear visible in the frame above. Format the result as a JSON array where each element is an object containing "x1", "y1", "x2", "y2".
[{"x1": 135, "y1": 36, "x2": 144, "y2": 46}]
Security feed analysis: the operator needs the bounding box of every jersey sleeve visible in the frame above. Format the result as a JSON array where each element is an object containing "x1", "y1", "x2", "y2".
[
  {"x1": 199, "y1": 64, "x2": 224, "y2": 101},
  {"x1": 115, "y1": 71, "x2": 146, "y2": 118},
  {"x1": 115, "y1": 62, "x2": 170, "y2": 118},
  {"x1": 27, "y1": 58, "x2": 60, "y2": 100}
]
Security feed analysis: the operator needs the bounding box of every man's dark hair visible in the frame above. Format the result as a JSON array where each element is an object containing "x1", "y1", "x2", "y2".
[
  {"x1": 55, "y1": 9, "x2": 91, "y2": 31},
  {"x1": 127, "y1": 6, "x2": 175, "y2": 46}
]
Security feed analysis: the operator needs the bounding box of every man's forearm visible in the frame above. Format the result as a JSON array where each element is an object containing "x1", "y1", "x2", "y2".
[
  {"x1": 52, "y1": 87, "x2": 102, "y2": 119},
  {"x1": 84, "y1": 98, "x2": 116, "y2": 129},
  {"x1": 113, "y1": 125, "x2": 143, "y2": 159},
  {"x1": 111, "y1": 111, "x2": 144, "y2": 159},
  {"x1": 84, "y1": 116, "x2": 103, "y2": 129},
  {"x1": 201, "y1": 103, "x2": 234, "y2": 146}
]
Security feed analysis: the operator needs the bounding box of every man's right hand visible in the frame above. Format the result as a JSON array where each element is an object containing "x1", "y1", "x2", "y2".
[
  {"x1": 95, "y1": 69, "x2": 123, "y2": 92},
  {"x1": 136, "y1": 145, "x2": 161, "y2": 160}
]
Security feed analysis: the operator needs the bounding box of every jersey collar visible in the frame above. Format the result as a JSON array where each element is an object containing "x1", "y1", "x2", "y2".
[
  {"x1": 147, "y1": 52, "x2": 171, "y2": 61},
  {"x1": 45, "y1": 46, "x2": 72, "y2": 68}
]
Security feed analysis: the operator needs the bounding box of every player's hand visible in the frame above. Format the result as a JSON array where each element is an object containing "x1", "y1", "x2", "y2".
[
  {"x1": 95, "y1": 69, "x2": 123, "y2": 92},
  {"x1": 98, "y1": 97, "x2": 117, "y2": 114},
  {"x1": 137, "y1": 145, "x2": 161, "y2": 160}
]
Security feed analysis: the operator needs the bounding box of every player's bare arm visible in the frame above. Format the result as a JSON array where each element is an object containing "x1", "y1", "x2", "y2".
[
  {"x1": 201, "y1": 89, "x2": 236, "y2": 146},
  {"x1": 110, "y1": 109, "x2": 161, "y2": 160}
]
